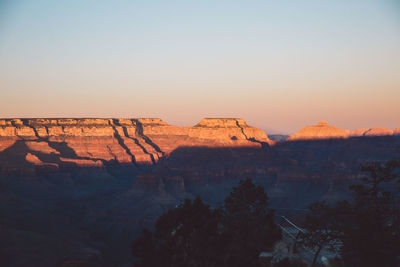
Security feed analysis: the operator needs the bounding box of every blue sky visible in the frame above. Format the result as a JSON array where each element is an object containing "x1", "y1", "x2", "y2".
[{"x1": 0, "y1": 0, "x2": 399, "y2": 133}]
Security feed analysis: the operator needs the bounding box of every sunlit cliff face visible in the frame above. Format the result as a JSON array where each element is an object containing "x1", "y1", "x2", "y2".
[
  {"x1": 0, "y1": 118, "x2": 272, "y2": 171},
  {"x1": 1, "y1": 118, "x2": 399, "y2": 172},
  {"x1": 287, "y1": 121, "x2": 399, "y2": 141}
]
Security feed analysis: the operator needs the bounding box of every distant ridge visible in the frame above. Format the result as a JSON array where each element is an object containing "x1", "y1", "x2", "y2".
[
  {"x1": 0, "y1": 118, "x2": 273, "y2": 171},
  {"x1": 288, "y1": 121, "x2": 399, "y2": 141}
]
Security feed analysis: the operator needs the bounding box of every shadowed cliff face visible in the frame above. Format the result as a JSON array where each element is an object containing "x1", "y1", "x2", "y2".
[
  {"x1": 134, "y1": 136, "x2": 400, "y2": 206},
  {"x1": 0, "y1": 118, "x2": 399, "y2": 266}
]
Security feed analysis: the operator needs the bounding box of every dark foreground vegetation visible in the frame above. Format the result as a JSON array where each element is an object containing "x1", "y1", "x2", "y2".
[
  {"x1": 132, "y1": 160, "x2": 400, "y2": 267},
  {"x1": 301, "y1": 160, "x2": 400, "y2": 267},
  {"x1": 132, "y1": 179, "x2": 281, "y2": 267}
]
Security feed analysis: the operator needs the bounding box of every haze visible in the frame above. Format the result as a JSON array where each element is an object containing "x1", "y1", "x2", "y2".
[{"x1": 0, "y1": 0, "x2": 399, "y2": 134}]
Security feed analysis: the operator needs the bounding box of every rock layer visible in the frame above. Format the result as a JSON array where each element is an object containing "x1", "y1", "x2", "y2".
[
  {"x1": 287, "y1": 121, "x2": 348, "y2": 141},
  {"x1": 352, "y1": 126, "x2": 394, "y2": 137},
  {"x1": 288, "y1": 121, "x2": 399, "y2": 141},
  {"x1": 0, "y1": 118, "x2": 273, "y2": 172}
]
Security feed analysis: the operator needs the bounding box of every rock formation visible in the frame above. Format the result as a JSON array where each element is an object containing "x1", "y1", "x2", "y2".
[
  {"x1": 0, "y1": 118, "x2": 273, "y2": 173},
  {"x1": 351, "y1": 126, "x2": 394, "y2": 137},
  {"x1": 1, "y1": 118, "x2": 400, "y2": 267},
  {"x1": 287, "y1": 121, "x2": 348, "y2": 141},
  {"x1": 288, "y1": 121, "x2": 398, "y2": 141}
]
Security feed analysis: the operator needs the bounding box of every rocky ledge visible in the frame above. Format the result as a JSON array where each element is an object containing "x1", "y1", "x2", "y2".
[
  {"x1": 0, "y1": 118, "x2": 273, "y2": 171},
  {"x1": 288, "y1": 120, "x2": 399, "y2": 141}
]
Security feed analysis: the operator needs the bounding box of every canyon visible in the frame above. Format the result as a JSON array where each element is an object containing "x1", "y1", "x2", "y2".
[
  {"x1": 1, "y1": 118, "x2": 398, "y2": 173},
  {"x1": 0, "y1": 118, "x2": 399, "y2": 267},
  {"x1": 0, "y1": 118, "x2": 271, "y2": 171}
]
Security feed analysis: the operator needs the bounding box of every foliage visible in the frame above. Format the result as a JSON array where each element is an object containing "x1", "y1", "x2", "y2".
[
  {"x1": 302, "y1": 160, "x2": 400, "y2": 267},
  {"x1": 341, "y1": 160, "x2": 400, "y2": 267},
  {"x1": 270, "y1": 255, "x2": 307, "y2": 267},
  {"x1": 132, "y1": 196, "x2": 223, "y2": 267},
  {"x1": 132, "y1": 178, "x2": 281, "y2": 267},
  {"x1": 300, "y1": 200, "x2": 350, "y2": 266},
  {"x1": 223, "y1": 179, "x2": 282, "y2": 266}
]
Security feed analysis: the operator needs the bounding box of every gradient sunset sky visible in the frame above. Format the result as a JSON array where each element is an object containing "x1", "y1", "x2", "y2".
[{"x1": 0, "y1": 0, "x2": 399, "y2": 134}]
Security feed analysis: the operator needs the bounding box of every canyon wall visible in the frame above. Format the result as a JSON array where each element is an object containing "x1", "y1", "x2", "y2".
[
  {"x1": 288, "y1": 120, "x2": 399, "y2": 141},
  {"x1": 0, "y1": 118, "x2": 273, "y2": 173},
  {"x1": 1, "y1": 117, "x2": 397, "y2": 175},
  {"x1": 1, "y1": 118, "x2": 400, "y2": 266}
]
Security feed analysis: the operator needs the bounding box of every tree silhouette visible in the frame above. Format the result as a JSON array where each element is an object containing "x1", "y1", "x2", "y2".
[
  {"x1": 222, "y1": 178, "x2": 281, "y2": 267},
  {"x1": 301, "y1": 160, "x2": 400, "y2": 267},
  {"x1": 132, "y1": 196, "x2": 223, "y2": 267},
  {"x1": 300, "y1": 200, "x2": 350, "y2": 267},
  {"x1": 132, "y1": 179, "x2": 281, "y2": 267},
  {"x1": 341, "y1": 160, "x2": 400, "y2": 267}
]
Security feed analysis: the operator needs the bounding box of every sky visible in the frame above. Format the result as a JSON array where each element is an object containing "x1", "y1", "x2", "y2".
[{"x1": 0, "y1": 0, "x2": 399, "y2": 134}]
